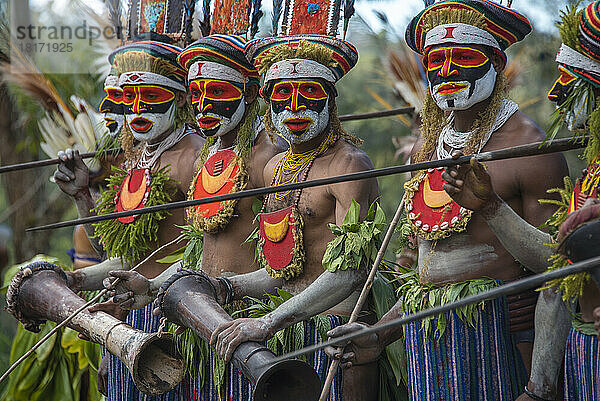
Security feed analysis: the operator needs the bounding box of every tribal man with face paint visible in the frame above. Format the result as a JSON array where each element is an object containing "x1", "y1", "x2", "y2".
[
  {"x1": 99, "y1": 72, "x2": 125, "y2": 139},
  {"x1": 54, "y1": 39, "x2": 204, "y2": 400},
  {"x1": 326, "y1": 1, "x2": 572, "y2": 400},
  {"x1": 197, "y1": 34, "x2": 380, "y2": 400},
  {"x1": 103, "y1": 34, "x2": 287, "y2": 400},
  {"x1": 440, "y1": 2, "x2": 600, "y2": 400}
]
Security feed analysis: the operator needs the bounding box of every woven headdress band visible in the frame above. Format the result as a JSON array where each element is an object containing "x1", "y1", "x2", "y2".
[
  {"x1": 424, "y1": 23, "x2": 501, "y2": 52},
  {"x1": 556, "y1": 43, "x2": 600, "y2": 75},
  {"x1": 188, "y1": 61, "x2": 247, "y2": 84},
  {"x1": 104, "y1": 75, "x2": 120, "y2": 89},
  {"x1": 264, "y1": 59, "x2": 337, "y2": 83},
  {"x1": 119, "y1": 71, "x2": 186, "y2": 91}
]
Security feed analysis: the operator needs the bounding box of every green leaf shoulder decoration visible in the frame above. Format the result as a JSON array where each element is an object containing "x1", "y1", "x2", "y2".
[
  {"x1": 322, "y1": 200, "x2": 386, "y2": 273},
  {"x1": 93, "y1": 165, "x2": 177, "y2": 264}
]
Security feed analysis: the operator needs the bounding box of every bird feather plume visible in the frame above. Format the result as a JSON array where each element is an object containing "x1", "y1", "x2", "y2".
[{"x1": 272, "y1": 0, "x2": 283, "y2": 35}]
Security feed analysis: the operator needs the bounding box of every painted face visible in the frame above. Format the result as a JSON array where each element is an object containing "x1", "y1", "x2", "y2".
[
  {"x1": 122, "y1": 84, "x2": 177, "y2": 142},
  {"x1": 189, "y1": 79, "x2": 245, "y2": 137},
  {"x1": 426, "y1": 45, "x2": 497, "y2": 111},
  {"x1": 548, "y1": 66, "x2": 589, "y2": 131},
  {"x1": 267, "y1": 79, "x2": 331, "y2": 144},
  {"x1": 99, "y1": 79, "x2": 124, "y2": 137}
]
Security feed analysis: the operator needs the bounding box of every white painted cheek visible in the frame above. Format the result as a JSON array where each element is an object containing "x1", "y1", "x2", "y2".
[
  {"x1": 214, "y1": 99, "x2": 246, "y2": 137},
  {"x1": 566, "y1": 92, "x2": 590, "y2": 131},
  {"x1": 431, "y1": 65, "x2": 497, "y2": 111},
  {"x1": 465, "y1": 65, "x2": 497, "y2": 109},
  {"x1": 129, "y1": 102, "x2": 176, "y2": 142},
  {"x1": 271, "y1": 99, "x2": 330, "y2": 144},
  {"x1": 104, "y1": 113, "x2": 124, "y2": 137}
]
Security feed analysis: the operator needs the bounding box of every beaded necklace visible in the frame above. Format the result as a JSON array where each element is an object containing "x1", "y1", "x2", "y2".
[
  {"x1": 264, "y1": 130, "x2": 338, "y2": 208},
  {"x1": 258, "y1": 131, "x2": 338, "y2": 280}
]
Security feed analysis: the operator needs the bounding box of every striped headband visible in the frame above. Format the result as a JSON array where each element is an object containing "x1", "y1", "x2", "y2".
[
  {"x1": 578, "y1": 1, "x2": 600, "y2": 63},
  {"x1": 406, "y1": 0, "x2": 531, "y2": 55},
  {"x1": 119, "y1": 71, "x2": 186, "y2": 92},
  {"x1": 264, "y1": 59, "x2": 337, "y2": 83},
  {"x1": 188, "y1": 61, "x2": 247, "y2": 84},
  {"x1": 109, "y1": 41, "x2": 186, "y2": 89},
  {"x1": 178, "y1": 35, "x2": 260, "y2": 83},
  {"x1": 556, "y1": 43, "x2": 600, "y2": 75},
  {"x1": 424, "y1": 23, "x2": 501, "y2": 51},
  {"x1": 245, "y1": 34, "x2": 359, "y2": 84}
]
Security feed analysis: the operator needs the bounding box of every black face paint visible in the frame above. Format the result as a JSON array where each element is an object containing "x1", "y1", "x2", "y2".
[
  {"x1": 426, "y1": 46, "x2": 493, "y2": 98},
  {"x1": 99, "y1": 88, "x2": 124, "y2": 135},
  {"x1": 122, "y1": 85, "x2": 176, "y2": 116},
  {"x1": 266, "y1": 79, "x2": 332, "y2": 115},
  {"x1": 189, "y1": 79, "x2": 245, "y2": 137},
  {"x1": 548, "y1": 65, "x2": 577, "y2": 106}
]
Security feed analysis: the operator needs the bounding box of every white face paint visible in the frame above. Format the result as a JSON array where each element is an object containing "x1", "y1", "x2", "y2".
[
  {"x1": 565, "y1": 92, "x2": 590, "y2": 131},
  {"x1": 271, "y1": 99, "x2": 330, "y2": 144},
  {"x1": 430, "y1": 65, "x2": 497, "y2": 111},
  {"x1": 127, "y1": 102, "x2": 176, "y2": 142},
  {"x1": 196, "y1": 100, "x2": 246, "y2": 137}
]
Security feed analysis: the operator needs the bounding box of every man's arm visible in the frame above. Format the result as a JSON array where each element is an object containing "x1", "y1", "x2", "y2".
[
  {"x1": 211, "y1": 149, "x2": 379, "y2": 361},
  {"x1": 68, "y1": 257, "x2": 129, "y2": 291},
  {"x1": 522, "y1": 289, "x2": 571, "y2": 400},
  {"x1": 54, "y1": 149, "x2": 104, "y2": 254},
  {"x1": 442, "y1": 147, "x2": 568, "y2": 273}
]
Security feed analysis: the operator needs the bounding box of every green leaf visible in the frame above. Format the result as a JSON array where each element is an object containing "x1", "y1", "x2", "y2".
[
  {"x1": 156, "y1": 245, "x2": 186, "y2": 263},
  {"x1": 342, "y1": 199, "x2": 361, "y2": 226}
]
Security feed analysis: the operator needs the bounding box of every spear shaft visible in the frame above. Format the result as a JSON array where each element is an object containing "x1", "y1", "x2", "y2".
[
  {"x1": 260, "y1": 255, "x2": 600, "y2": 366},
  {"x1": 0, "y1": 148, "x2": 121, "y2": 174},
  {"x1": 26, "y1": 136, "x2": 586, "y2": 232},
  {"x1": 0, "y1": 107, "x2": 413, "y2": 175}
]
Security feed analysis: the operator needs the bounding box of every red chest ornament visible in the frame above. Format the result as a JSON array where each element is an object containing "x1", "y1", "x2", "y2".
[
  {"x1": 568, "y1": 157, "x2": 600, "y2": 213},
  {"x1": 404, "y1": 168, "x2": 472, "y2": 240},
  {"x1": 258, "y1": 205, "x2": 304, "y2": 280},
  {"x1": 115, "y1": 168, "x2": 151, "y2": 224},
  {"x1": 193, "y1": 150, "x2": 240, "y2": 218}
]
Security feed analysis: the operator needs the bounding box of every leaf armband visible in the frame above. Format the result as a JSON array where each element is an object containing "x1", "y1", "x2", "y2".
[{"x1": 322, "y1": 199, "x2": 386, "y2": 273}]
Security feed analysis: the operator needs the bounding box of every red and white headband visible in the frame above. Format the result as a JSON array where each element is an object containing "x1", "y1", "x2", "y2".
[
  {"x1": 424, "y1": 23, "x2": 501, "y2": 52},
  {"x1": 556, "y1": 43, "x2": 600, "y2": 74},
  {"x1": 264, "y1": 59, "x2": 337, "y2": 83},
  {"x1": 188, "y1": 61, "x2": 247, "y2": 84},
  {"x1": 118, "y1": 71, "x2": 186, "y2": 92}
]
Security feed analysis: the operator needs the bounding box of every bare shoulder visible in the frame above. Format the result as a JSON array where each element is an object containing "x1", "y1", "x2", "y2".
[
  {"x1": 161, "y1": 133, "x2": 205, "y2": 190},
  {"x1": 489, "y1": 111, "x2": 545, "y2": 147},
  {"x1": 490, "y1": 111, "x2": 568, "y2": 187},
  {"x1": 328, "y1": 139, "x2": 375, "y2": 174},
  {"x1": 252, "y1": 130, "x2": 288, "y2": 167},
  {"x1": 263, "y1": 150, "x2": 286, "y2": 184}
]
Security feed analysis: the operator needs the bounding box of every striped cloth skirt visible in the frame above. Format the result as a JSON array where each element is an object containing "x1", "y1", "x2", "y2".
[
  {"x1": 565, "y1": 327, "x2": 600, "y2": 400},
  {"x1": 405, "y1": 296, "x2": 527, "y2": 401},
  {"x1": 182, "y1": 315, "x2": 345, "y2": 401},
  {"x1": 106, "y1": 304, "x2": 184, "y2": 401}
]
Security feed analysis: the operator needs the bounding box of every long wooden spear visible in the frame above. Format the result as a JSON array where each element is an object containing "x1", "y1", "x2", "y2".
[
  {"x1": 0, "y1": 148, "x2": 121, "y2": 174},
  {"x1": 26, "y1": 136, "x2": 587, "y2": 232},
  {"x1": 259, "y1": 255, "x2": 600, "y2": 367},
  {"x1": 319, "y1": 195, "x2": 406, "y2": 400},
  {"x1": 0, "y1": 107, "x2": 413, "y2": 175}
]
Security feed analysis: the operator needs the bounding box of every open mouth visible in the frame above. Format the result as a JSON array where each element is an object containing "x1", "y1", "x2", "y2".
[
  {"x1": 129, "y1": 117, "x2": 154, "y2": 133},
  {"x1": 197, "y1": 116, "x2": 221, "y2": 130},
  {"x1": 283, "y1": 117, "x2": 312, "y2": 133},
  {"x1": 436, "y1": 83, "x2": 468, "y2": 95}
]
